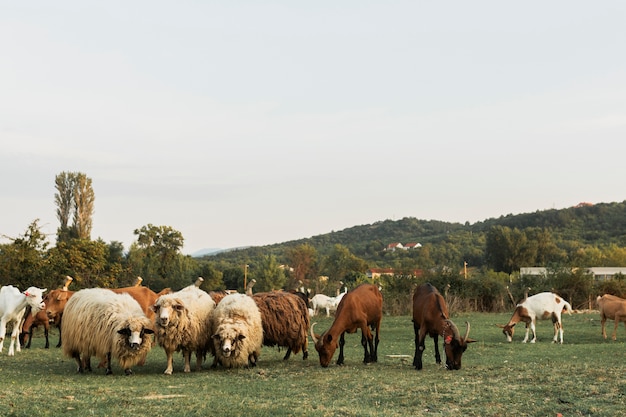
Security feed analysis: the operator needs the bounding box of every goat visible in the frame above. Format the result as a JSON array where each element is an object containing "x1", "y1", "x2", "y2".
[
  {"x1": 596, "y1": 294, "x2": 626, "y2": 340},
  {"x1": 497, "y1": 291, "x2": 572, "y2": 343},
  {"x1": 412, "y1": 283, "x2": 475, "y2": 370},
  {"x1": 310, "y1": 284, "x2": 382, "y2": 367}
]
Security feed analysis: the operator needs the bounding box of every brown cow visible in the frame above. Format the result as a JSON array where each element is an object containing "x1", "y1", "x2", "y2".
[
  {"x1": 412, "y1": 283, "x2": 476, "y2": 370},
  {"x1": 310, "y1": 283, "x2": 382, "y2": 367},
  {"x1": 597, "y1": 294, "x2": 626, "y2": 340}
]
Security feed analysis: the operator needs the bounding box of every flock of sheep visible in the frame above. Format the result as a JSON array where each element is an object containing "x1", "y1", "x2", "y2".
[
  {"x1": 63, "y1": 284, "x2": 265, "y2": 375},
  {"x1": 1, "y1": 278, "x2": 312, "y2": 376}
]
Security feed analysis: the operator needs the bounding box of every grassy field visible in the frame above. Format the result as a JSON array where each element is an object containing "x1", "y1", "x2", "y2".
[{"x1": 1, "y1": 312, "x2": 625, "y2": 417}]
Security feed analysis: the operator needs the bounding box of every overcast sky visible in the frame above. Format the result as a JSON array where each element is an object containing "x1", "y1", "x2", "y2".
[{"x1": 2, "y1": 1, "x2": 625, "y2": 255}]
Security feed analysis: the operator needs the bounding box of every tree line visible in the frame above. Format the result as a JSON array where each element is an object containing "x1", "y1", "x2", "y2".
[{"x1": 3, "y1": 172, "x2": 626, "y2": 314}]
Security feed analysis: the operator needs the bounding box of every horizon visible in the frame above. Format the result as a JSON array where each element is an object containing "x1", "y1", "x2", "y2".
[{"x1": 3, "y1": 2, "x2": 625, "y2": 256}]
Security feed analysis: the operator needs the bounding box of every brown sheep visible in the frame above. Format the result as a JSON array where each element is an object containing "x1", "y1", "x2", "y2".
[{"x1": 252, "y1": 291, "x2": 309, "y2": 360}]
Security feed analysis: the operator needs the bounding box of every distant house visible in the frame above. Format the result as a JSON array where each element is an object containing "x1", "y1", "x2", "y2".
[
  {"x1": 367, "y1": 268, "x2": 395, "y2": 279},
  {"x1": 367, "y1": 268, "x2": 423, "y2": 279},
  {"x1": 385, "y1": 243, "x2": 404, "y2": 252},
  {"x1": 520, "y1": 267, "x2": 626, "y2": 281},
  {"x1": 404, "y1": 242, "x2": 422, "y2": 249},
  {"x1": 384, "y1": 242, "x2": 422, "y2": 251}
]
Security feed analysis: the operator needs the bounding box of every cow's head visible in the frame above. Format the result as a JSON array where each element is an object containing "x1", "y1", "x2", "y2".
[
  {"x1": 442, "y1": 320, "x2": 476, "y2": 370},
  {"x1": 310, "y1": 323, "x2": 336, "y2": 367}
]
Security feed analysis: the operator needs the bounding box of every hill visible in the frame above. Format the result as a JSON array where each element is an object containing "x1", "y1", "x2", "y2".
[{"x1": 205, "y1": 200, "x2": 626, "y2": 269}]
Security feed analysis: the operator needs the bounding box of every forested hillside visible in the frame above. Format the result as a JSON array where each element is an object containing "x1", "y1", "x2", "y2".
[
  {"x1": 208, "y1": 200, "x2": 626, "y2": 270},
  {"x1": 4, "y1": 198, "x2": 626, "y2": 314}
]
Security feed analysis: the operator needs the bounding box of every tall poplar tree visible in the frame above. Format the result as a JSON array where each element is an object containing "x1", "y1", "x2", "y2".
[{"x1": 55, "y1": 171, "x2": 95, "y2": 242}]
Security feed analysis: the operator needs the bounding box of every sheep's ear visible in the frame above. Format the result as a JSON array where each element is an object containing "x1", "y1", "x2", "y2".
[
  {"x1": 143, "y1": 328, "x2": 154, "y2": 335},
  {"x1": 212, "y1": 333, "x2": 220, "y2": 340},
  {"x1": 237, "y1": 334, "x2": 246, "y2": 341},
  {"x1": 118, "y1": 328, "x2": 131, "y2": 336}
]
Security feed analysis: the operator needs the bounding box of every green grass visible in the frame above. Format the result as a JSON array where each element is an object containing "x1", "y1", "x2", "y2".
[{"x1": 1, "y1": 312, "x2": 625, "y2": 416}]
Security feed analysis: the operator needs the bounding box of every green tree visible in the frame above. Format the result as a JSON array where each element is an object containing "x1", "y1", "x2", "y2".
[
  {"x1": 321, "y1": 244, "x2": 367, "y2": 288},
  {"x1": 131, "y1": 224, "x2": 186, "y2": 289},
  {"x1": 48, "y1": 239, "x2": 109, "y2": 288},
  {"x1": 0, "y1": 219, "x2": 50, "y2": 288},
  {"x1": 486, "y1": 226, "x2": 537, "y2": 274},
  {"x1": 286, "y1": 244, "x2": 318, "y2": 289},
  {"x1": 255, "y1": 254, "x2": 286, "y2": 291},
  {"x1": 55, "y1": 171, "x2": 95, "y2": 242}
]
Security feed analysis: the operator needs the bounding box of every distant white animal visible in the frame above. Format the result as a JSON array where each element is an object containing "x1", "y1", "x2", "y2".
[
  {"x1": 311, "y1": 289, "x2": 346, "y2": 317},
  {"x1": 0, "y1": 285, "x2": 46, "y2": 356},
  {"x1": 497, "y1": 292, "x2": 572, "y2": 343}
]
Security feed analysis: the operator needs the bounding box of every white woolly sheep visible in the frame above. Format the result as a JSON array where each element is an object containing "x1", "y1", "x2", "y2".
[
  {"x1": 152, "y1": 284, "x2": 216, "y2": 375},
  {"x1": 62, "y1": 288, "x2": 154, "y2": 375},
  {"x1": 210, "y1": 293, "x2": 263, "y2": 369}
]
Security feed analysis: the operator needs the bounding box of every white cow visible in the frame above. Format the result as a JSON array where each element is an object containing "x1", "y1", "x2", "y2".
[{"x1": 0, "y1": 285, "x2": 47, "y2": 356}]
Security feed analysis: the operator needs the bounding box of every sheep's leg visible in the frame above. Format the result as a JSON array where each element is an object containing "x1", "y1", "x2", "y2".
[
  {"x1": 283, "y1": 347, "x2": 292, "y2": 360},
  {"x1": 164, "y1": 351, "x2": 174, "y2": 375},
  {"x1": 105, "y1": 352, "x2": 113, "y2": 375},
  {"x1": 183, "y1": 350, "x2": 192, "y2": 373},
  {"x1": 72, "y1": 352, "x2": 84, "y2": 373},
  {"x1": 84, "y1": 356, "x2": 92, "y2": 372},
  {"x1": 248, "y1": 351, "x2": 259, "y2": 367},
  {"x1": 522, "y1": 322, "x2": 530, "y2": 343},
  {"x1": 195, "y1": 350, "x2": 204, "y2": 371},
  {"x1": 601, "y1": 314, "x2": 607, "y2": 339}
]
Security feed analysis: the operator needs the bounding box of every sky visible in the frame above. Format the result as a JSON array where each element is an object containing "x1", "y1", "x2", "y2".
[{"x1": 2, "y1": 1, "x2": 626, "y2": 255}]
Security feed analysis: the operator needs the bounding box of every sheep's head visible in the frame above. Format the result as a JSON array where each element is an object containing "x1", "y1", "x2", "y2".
[
  {"x1": 152, "y1": 297, "x2": 186, "y2": 328},
  {"x1": 118, "y1": 318, "x2": 154, "y2": 350},
  {"x1": 212, "y1": 320, "x2": 246, "y2": 359}
]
